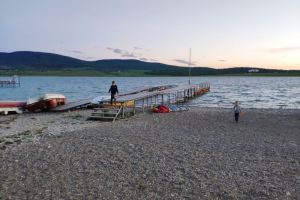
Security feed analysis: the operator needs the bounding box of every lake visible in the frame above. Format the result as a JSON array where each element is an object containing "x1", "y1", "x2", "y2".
[{"x1": 0, "y1": 76, "x2": 299, "y2": 109}]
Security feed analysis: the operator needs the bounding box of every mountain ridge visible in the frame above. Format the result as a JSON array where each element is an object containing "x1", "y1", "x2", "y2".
[{"x1": 0, "y1": 51, "x2": 299, "y2": 76}]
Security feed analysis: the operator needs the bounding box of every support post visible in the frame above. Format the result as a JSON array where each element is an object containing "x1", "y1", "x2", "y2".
[
  {"x1": 147, "y1": 96, "x2": 149, "y2": 108},
  {"x1": 142, "y1": 98, "x2": 145, "y2": 112},
  {"x1": 122, "y1": 104, "x2": 125, "y2": 118}
]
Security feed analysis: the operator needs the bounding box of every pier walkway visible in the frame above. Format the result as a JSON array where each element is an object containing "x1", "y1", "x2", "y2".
[
  {"x1": 90, "y1": 83, "x2": 210, "y2": 121},
  {"x1": 114, "y1": 82, "x2": 210, "y2": 109},
  {"x1": 54, "y1": 83, "x2": 210, "y2": 122}
]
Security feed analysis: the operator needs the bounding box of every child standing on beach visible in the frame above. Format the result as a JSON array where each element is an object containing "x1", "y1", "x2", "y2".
[
  {"x1": 108, "y1": 81, "x2": 119, "y2": 105},
  {"x1": 233, "y1": 101, "x2": 242, "y2": 123}
]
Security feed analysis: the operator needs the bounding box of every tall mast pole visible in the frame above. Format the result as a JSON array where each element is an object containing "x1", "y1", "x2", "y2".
[{"x1": 188, "y1": 48, "x2": 191, "y2": 85}]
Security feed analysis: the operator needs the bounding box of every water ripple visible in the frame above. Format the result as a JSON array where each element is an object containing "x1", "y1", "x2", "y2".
[{"x1": 0, "y1": 76, "x2": 299, "y2": 109}]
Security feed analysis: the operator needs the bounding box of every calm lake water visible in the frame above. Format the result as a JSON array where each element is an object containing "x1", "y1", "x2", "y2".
[{"x1": 0, "y1": 76, "x2": 299, "y2": 109}]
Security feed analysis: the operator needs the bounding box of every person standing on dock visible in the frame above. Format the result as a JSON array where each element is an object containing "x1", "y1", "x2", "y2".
[
  {"x1": 108, "y1": 81, "x2": 119, "y2": 105},
  {"x1": 233, "y1": 101, "x2": 242, "y2": 123}
]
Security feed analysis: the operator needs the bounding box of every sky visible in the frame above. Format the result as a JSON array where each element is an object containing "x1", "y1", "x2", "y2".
[{"x1": 1, "y1": 0, "x2": 300, "y2": 69}]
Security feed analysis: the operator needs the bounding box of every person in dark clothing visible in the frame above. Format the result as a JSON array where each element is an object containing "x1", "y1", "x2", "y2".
[
  {"x1": 233, "y1": 101, "x2": 242, "y2": 123},
  {"x1": 108, "y1": 81, "x2": 119, "y2": 105}
]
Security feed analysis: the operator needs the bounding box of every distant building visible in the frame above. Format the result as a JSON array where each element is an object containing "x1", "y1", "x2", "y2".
[{"x1": 248, "y1": 69, "x2": 260, "y2": 73}]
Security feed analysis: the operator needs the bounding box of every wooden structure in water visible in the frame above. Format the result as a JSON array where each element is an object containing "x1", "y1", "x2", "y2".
[
  {"x1": 0, "y1": 76, "x2": 20, "y2": 87},
  {"x1": 90, "y1": 82, "x2": 210, "y2": 121},
  {"x1": 90, "y1": 107, "x2": 126, "y2": 122}
]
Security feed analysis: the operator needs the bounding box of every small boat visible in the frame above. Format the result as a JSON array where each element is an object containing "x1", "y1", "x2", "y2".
[
  {"x1": 0, "y1": 101, "x2": 26, "y2": 115},
  {"x1": 26, "y1": 93, "x2": 66, "y2": 112}
]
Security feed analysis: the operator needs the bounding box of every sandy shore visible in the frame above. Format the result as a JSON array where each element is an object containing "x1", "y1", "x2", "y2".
[{"x1": 0, "y1": 108, "x2": 299, "y2": 199}]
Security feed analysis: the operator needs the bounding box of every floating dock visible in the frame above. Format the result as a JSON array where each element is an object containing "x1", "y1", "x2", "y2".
[
  {"x1": 90, "y1": 83, "x2": 210, "y2": 121},
  {"x1": 111, "y1": 82, "x2": 209, "y2": 108},
  {"x1": 0, "y1": 76, "x2": 20, "y2": 87}
]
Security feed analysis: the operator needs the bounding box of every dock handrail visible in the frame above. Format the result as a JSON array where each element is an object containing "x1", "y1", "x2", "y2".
[{"x1": 107, "y1": 83, "x2": 210, "y2": 103}]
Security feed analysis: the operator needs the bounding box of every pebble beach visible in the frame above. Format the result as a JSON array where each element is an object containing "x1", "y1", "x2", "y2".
[{"x1": 0, "y1": 108, "x2": 299, "y2": 199}]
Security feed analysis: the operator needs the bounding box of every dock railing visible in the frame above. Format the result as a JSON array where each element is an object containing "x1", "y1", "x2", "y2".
[
  {"x1": 91, "y1": 82, "x2": 210, "y2": 121},
  {"x1": 115, "y1": 82, "x2": 211, "y2": 112}
]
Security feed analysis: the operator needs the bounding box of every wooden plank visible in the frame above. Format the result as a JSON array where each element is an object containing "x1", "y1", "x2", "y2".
[{"x1": 89, "y1": 106, "x2": 123, "y2": 122}]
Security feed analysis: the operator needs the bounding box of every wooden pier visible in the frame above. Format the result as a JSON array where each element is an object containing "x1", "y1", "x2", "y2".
[
  {"x1": 90, "y1": 83, "x2": 210, "y2": 121},
  {"x1": 118, "y1": 82, "x2": 210, "y2": 111},
  {"x1": 0, "y1": 76, "x2": 20, "y2": 87}
]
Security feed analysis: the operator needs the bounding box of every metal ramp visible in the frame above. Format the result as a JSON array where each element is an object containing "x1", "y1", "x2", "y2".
[
  {"x1": 89, "y1": 107, "x2": 124, "y2": 122},
  {"x1": 53, "y1": 99, "x2": 92, "y2": 111}
]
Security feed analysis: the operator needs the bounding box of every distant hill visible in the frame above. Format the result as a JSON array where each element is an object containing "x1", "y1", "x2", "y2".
[
  {"x1": 0, "y1": 51, "x2": 299, "y2": 76},
  {"x1": 0, "y1": 51, "x2": 176, "y2": 71}
]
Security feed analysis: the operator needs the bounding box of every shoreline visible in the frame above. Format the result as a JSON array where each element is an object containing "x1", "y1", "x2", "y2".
[
  {"x1": 0, "y1": 108, "x2": 299, "y2": 199},
  {"x1": 2, "y1": 74, "x2": 300, "y2": 77},
  {"x1": 1, "y1": 107, "x2": 299, "y2": 144}
]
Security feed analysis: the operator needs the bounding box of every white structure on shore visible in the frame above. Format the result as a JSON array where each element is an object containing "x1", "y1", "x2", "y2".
[{"x1": 248, "y1": 69, "x2": 260, "y2": 73}]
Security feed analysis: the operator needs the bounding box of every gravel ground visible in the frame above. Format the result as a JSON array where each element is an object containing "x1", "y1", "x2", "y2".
[
  {"x1": 0, "y1": 110, "x2": 98, "y2": 139},
  {"x1": 0, "y1": 108, "x2": 299, "y2": 199}
]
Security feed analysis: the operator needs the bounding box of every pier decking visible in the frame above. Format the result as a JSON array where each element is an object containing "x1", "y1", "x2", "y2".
[
  {"x1": 113, "y1": 82, "x2": 210, "y2": 109},
  {"x1": 54, "y1": 83, "x2": 210, "y2": 122},
  {"x1": 91, "y1": 83, "x2": 210, "y2": 121},
  {"x1": 90, "y1": 83, "x2": 210, "y2": 122}
]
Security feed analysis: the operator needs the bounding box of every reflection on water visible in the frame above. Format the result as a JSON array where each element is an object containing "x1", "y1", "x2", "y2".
[{"x1": 0, "y1": 76, "x2": 299, "y2": 109}]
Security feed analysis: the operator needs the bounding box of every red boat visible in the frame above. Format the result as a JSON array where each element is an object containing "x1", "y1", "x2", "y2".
[
  {"x1": 0, "y1": 101, "x2": 26, "y2": 115},
  {"x1": 26, "y1": 94, "x2": 66, "y2": 112}
]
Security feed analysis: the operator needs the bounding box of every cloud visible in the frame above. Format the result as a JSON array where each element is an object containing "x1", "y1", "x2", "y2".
[
  {"x1": 107, "y1": 47, "x2": 138, "y2": 58},
  {"x1": 65, "y1": 49, "x2": 83, "y2": 54},
  {"x1": 173, "y1": 59, "x2": 196, "y2": 65},
  {"x1": 139, "y1": 58, "x2": 148, "y2": 61},
  {"x1": 150, "y1": 59, "x2": 157, "y2": 62},
  {"x1": 265, "y1": 46, "x2": 300, "y2": 53},
  {"x1": 121, "y1": 53, "x2": 137, "y2": 58},
  {"x1": 217, "y1": 59, "x2": 227, "y2": 62},
  {"x1": 133, "y1": 46, "x2": 142, "y2": 50},
  {"x1": 107, "y1": 47, "x2": 123, "y2": 54}
]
